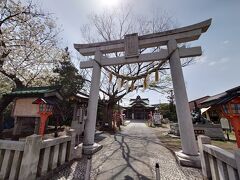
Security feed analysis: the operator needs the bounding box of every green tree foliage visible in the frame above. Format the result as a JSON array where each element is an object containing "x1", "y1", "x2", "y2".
[
  {"x1": 53, "y1": 47, "x2": 84, "y2": 98},
  {"x1": 160, "y1": 103, "x2": 177, "y2": 122},
  {"x1": 51, "y1": 47, "x2": 84, "y2": 125}
]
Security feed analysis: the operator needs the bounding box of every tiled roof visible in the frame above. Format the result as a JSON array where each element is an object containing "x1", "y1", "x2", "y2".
[
  {"x1": 200, "y1": 92, "x2": 227, "y2": 104},
  {"x1": 4, "y1": 86, "x2": 61, "y2": 97},
  {"x1": 200, "y1": 85, "x2": 240, "y2": 107}
]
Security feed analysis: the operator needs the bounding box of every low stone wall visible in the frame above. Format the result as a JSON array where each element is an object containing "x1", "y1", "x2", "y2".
[
  {"x1": 169, "y1": 123, "x2": 225, "y2": 140},
  {"x1": 198, "y1": 135, "x2": 240, "y2": 179},
  {"x1": 0, "y1": 129, "x2": 76, "y2": 180},
  {"x1": 0, "y1": 139, "x2": 25, "y2": 179},
  {"x1": 194, "y1": 124, "x2": 225, "y2": 140}
]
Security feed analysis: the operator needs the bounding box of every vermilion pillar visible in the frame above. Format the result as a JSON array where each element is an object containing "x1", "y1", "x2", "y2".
[
  {"x1": 39, "y1": 112, "x2": 52, "y2": 136},
  {"x1": 220, "y1": 97, "x2": 240, "y2": 147},
  {"x1": 230, "y1": 118, "x2": 240, "y2": 147}
]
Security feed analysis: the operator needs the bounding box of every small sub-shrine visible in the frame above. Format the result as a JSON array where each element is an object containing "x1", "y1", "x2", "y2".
[
  {"x1": 4, "y1": 86, "x2": 62, "y2": 138},
  {"x1": 200, "y1": 86, "x2": 240, "y2": 146}
]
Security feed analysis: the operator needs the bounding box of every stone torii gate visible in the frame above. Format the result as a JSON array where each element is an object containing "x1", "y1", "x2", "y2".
[{"x1": 74, "y1": 19, "x2": 212, "y2": 167}]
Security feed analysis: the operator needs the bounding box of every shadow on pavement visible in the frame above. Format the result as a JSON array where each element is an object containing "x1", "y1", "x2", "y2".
[{"x1": 108, "y1": 133, "x2": 152, "y2": 180}]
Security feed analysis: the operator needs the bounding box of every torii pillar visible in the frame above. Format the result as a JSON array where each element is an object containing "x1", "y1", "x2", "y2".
[
  {"x1": 168, "y1": 39, "x2": 200, "y2": 167},
  {"x1": 82, "y1": 51, "x2": 103, "y2": 155}
]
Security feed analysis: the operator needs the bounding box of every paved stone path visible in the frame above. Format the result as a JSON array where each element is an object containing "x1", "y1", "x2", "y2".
[{"x1": 52, "y1": 120, "x2": 202, "y2": 179}]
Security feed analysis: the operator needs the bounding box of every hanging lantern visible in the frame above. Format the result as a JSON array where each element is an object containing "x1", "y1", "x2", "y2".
[{"x1": 32, "y1": 98, "x2": 54, "y2": 136}]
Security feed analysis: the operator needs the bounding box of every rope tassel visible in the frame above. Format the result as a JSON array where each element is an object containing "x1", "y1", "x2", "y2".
[
  {"x1": 143, "y1": 78, "x2": 147, "y2": 89},
  {"x1": 121, "y1": 79, "x2": 124, "y2": 87},
  {"x1": 131, "y1": 81, "x2": 134, "y2": 91},
  {"x1": 155, "y1": 70, "x2": 159, "y2": 82},
  {"x1": 125, "y1": 81, "x2": 129, "y2": 92},
  {"x1": 117, "y1": 78, "x2": 122, "y2": 91},
  {"x1": 109, "y1": 72, "x2": 113, "y2": 83}
]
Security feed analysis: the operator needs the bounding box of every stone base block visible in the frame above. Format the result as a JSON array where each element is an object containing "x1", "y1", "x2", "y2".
[
  {"x1": 83, "y1": 143, "x2": 103, "y2": 155},
  {"x1": 73, "y1": 143, "x2": 83, "y2": 159},
  {"x1": 175, "y1": 150, "x2": 201, "y2": 168}
]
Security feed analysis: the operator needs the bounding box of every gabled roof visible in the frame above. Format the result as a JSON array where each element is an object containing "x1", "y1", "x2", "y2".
[
  {"x1": 4, "y1": 86, "x2": 63, "y2": 100},
  {"x1": 32, "y1": 97, "x2": 56, "y2": 105},
  {"x1": 132, "y1": 102, "x2": 154, "y2": 107},
  {"x1": 125, "y1": 95, "x2": 154, "y2": 108},
  {"x1": 189, "y1": 96, "x2": 210, "y2": 103},
  {"x1": 200, "y1": 92, "x2": 226, "y2": 104},
  {"x1": 129, "y1": 95, "x2": 149, "y2": 105},
  {"x1": 200, "y1": 86, "x2": 240, "y2": 107},
  {"x1": 5, "y1": 86, "x2": 60, "y2": 95}
]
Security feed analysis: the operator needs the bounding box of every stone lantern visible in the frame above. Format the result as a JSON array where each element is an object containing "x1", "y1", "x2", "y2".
[
  {"x1": 33, "y1": 98, "x2": 54, "y2": 136},
  {"x1": 221, "y1": 97, "x2": 240, "y2": 147}
]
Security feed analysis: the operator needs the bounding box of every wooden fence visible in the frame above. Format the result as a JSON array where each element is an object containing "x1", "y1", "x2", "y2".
[
  {"x1": 198, "y1": 135, "x2": 240, "y2": 180},
  {"x1": 0, "y1": 129, "x2": 76, "y2": 180}
]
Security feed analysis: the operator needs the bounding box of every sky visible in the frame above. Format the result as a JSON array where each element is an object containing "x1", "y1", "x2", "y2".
[{"x1": 23, "y1": 0, "x2": 240, "y2": 105}]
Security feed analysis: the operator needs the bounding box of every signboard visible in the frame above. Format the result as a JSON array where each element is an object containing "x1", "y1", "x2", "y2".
[
  {"x1": 220, "y1": 118, "x2": 231, "y2": 130},
  {"x1": 153, "y1": 113, "x2": 162, "y2": 125},
  {"x1": 13, "y1": 98, "x2": 40, "y2": 117},
  {"x1": 194, "y1": 129, "x2": 205, "y2": 136}
]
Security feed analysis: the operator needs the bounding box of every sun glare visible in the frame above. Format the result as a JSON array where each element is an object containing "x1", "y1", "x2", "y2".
[{"x1": 100, "y1": 0, "x2": 119, "y2": 7}]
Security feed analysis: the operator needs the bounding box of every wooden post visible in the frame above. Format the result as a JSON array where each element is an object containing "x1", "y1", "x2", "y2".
[
  {"x1": 19, "y1": 134, "x2": 41, "y2": 180},
  {"x1": 234, "y1": 150, "x2": 240, "y2": 178},
  {"x1": 197, "y1": 135, "x2": 212, "y2": 179}
]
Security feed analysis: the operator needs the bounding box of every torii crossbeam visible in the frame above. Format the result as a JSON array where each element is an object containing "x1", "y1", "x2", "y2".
[{"x1": 75, "y1": 19, "x2": 212, "y2": 169}]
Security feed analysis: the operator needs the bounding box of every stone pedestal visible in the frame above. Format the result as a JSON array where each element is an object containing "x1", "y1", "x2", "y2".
[
  {"x1": 175, "y1": 151, "x2": 201, "y2": 168},
  {"x1": 82, "y1": 143, "x2": 103, "y2": 155}
]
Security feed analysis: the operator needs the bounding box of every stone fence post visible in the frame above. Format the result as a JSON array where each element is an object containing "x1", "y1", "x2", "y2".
[
  {"x1": 66, "y1": 129, "x2": 76, "y2": 161},
  {"x1": 235, "y1": 151, "x2": 240, "y2": 177},
  {"x1": 197, "y1": 135, "x2": 211, "y2": 179},
  {"x1": 19, "y1": 134, "x2": 42, "y2": 180}
]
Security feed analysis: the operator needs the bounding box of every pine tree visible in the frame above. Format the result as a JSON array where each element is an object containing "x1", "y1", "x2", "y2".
[
  {"x1": 54, "y1": 47, "x2": 84, "y2": 98},
  {"x1": 52, "y1": 47, "x2": 84, "y2": 125}
]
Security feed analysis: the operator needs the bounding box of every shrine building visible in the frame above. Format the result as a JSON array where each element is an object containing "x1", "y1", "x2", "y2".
[{"x1": 124, "y1": 95, "x2": 155, "y2": 120}]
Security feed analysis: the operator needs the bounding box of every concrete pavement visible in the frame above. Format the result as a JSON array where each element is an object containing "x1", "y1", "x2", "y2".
[
  {"x1": 92, "y1": 120, "x2": 201, "y2": 180},
  {"x1": 51, "y1": 120, "x2": 202, "y2": 180}
]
